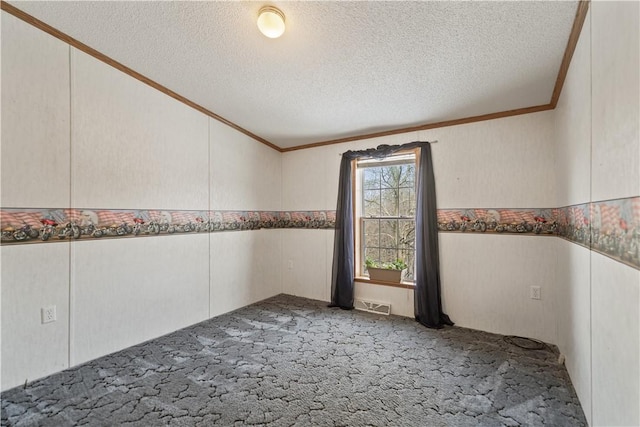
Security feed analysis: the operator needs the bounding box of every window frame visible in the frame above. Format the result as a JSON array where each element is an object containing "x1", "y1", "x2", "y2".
[{"x1": 353, "y1": 149, "x2": 418, "y2": 288}]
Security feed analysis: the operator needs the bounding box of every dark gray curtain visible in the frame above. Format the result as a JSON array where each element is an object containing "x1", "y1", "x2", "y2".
[
  {"x1": 330, "y1": 142, "x2": 453, "y2": 328},
  {"x1": 329, "y1": 154, "x2": 355, "y2": 309},
  {"x1": 414, "y1": 144, "x2": 453, "y2": 328}
]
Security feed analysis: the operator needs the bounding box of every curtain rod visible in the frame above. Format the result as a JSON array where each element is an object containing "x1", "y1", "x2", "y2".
[{"x1": 338, "y1": 140, "x2": 438, "y2": 156}]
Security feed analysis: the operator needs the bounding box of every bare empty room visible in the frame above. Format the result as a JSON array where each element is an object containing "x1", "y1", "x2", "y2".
[{"x1": 1, "y1": 1, "x2": 638, "y2": 426}]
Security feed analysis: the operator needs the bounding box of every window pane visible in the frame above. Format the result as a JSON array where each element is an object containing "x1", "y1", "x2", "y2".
[
  {"x1": 380, "y1": 248, "x2": 397, "y2": 264},
  {"x1": 381, "y1": 165, "x2": 401, "y2": 189},
  {"x1": 398, "y1": 220, "x2": 415, "y2": 249},
  {"x1": 363, "y1": 168, "x2": 381, "y2": 189},
  {"x1": 399, "y1": 188, "x2": 415, "y2": 217},
  {"x1": 380, "y1": 189, "x2": 399, "y2": 216},
  {"x1": 364, "y1": 189, "x2": 380, "y2": 217},
  {"x1": 363, "y1": 219, "x2": 379, "y2": 248},
  {"x1": 364, "y1": 248, "x2": 380, "y2": 265},
  {"x1": 399, "y1": 249, "x2": 415, "y2": 280},
  {"x1": 359, "y1": 158, "x2": 416, "y2": 280},
  {"x1": 379, "y1": 219, "x2": 397, "y2": 248},
  {"x1": 402, "y1": 164, "x2": 415, "y2": 187}
]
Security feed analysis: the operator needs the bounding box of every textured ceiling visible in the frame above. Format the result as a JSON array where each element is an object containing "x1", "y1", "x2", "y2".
[{"x1": 8, "y1": 1, "x2": 579, "y2": 149}]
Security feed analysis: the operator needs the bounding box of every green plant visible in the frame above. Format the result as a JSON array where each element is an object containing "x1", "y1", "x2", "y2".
[
  {"x1": 388, "y1": 259, "x2": 408, "y2": 271},
  {"x1": 365, "y1": 257, "x2": 377, "y2": 269},
  {"x1": 365, "y1": 257, "x2": 407, "y2": 271}
]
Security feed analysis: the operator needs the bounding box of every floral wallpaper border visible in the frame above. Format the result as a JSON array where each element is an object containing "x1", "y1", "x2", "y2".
[
  {"x1": 0, "y1": 209, "x2": 336, "y2": 244},
  {"x1": 436, "y1": 197, "x2": 640, "y2": 270},
  {"x1": 436, "y1": 208, "x2": 559, "y2": 235},
  {"x1": 1, "y1": 197, "x2": 638, "y2": 270},
  {"x1": 562, "y1": 198, "x2": 640, "y2": 270}
]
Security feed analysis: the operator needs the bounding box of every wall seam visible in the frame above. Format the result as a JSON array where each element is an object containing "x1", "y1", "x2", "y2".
[
  {"x1": 280, "y1": 146, "x2": 284, "y2": 295},
  {"x1": 208, "y1": 119, "x2": 211, "y2": 319},
  {"x1": 67, "y1": 44, "x2": 72, "y2": 370},
  {"x1": 588, "y1": 6, "x2": 594, "y2": 424},
  {"x1": 281, "y1": 153, "x2": 285, "y2": 296},
  {"x1": 66, "y1": 45, "x2": 73, "y2": 370}
]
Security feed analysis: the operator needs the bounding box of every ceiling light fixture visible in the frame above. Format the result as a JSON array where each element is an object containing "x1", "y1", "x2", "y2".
[{"x1": 257, "y1": 6, "x2": 285, "y2": 39}]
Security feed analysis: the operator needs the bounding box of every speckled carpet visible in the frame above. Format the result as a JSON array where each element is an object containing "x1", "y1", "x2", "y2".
[{"x1": 1, "y1": 294, "x2": 586, "y2": 426}]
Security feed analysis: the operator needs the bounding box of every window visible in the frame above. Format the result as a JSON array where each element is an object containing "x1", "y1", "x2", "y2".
[{"x1": 355, "y1": 153, "x2": 416, "y2": 281}]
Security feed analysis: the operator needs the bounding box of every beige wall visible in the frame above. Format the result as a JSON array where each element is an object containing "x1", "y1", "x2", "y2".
[
  {"x1": 282, "y1": 4, "x2": 640, "y2": 425},
  {"x1": 282, "y1": 111, "x2": 559, "y2": 342},
  {"x1": 1, "y1": 11, "x2": 71, "y2": 391},
  {"x1": 2, "y1": 4, "x2": 639, "y2": 425},
  {"x1": 590, "y1": 3, "x2": 639, "y2": 425},
  {"x1": 553, "y1": 7, "x2": 593, "y2": 423},
  {"x1": 1, "y1": 12, "x2": 283, "y2": 390},
  {"x1": 554, "y1": 3, "x2": 640, "y2": 425}
]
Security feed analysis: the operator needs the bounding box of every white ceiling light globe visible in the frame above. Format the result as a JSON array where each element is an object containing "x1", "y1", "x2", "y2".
[{"x1": 257, "y1": 6, "x2": 285, "y2": 39}]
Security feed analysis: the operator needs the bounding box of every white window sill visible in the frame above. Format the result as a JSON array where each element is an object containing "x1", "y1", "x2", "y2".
[{"x1": 354, "y1": 277, "x2": 415, "y2": 290}]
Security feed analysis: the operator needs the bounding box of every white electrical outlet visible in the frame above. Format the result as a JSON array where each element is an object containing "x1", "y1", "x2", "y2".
[
  {"x1": 530, "y1": 286, "x2": 541, "y2": 300},
  {"x1": 287, "y1": 260, "x2": 294, "y2": 270},
  {"x1": 41, "y1": 305, "x2": 57, "y2": 324}
]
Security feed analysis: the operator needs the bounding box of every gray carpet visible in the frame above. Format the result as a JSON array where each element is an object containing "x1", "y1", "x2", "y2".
[{"x1": 1, "y1": 294, "x2": 586, "y2": 426}]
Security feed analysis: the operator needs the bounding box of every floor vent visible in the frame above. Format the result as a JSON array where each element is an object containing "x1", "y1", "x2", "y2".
[{"x1": 355, "y1": 299, "x2": 391, "y2": 315}]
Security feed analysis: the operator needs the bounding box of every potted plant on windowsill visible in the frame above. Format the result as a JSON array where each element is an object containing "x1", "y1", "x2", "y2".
[{"x1": 365, "y1": 258, "x2": 408, "y2": 283}]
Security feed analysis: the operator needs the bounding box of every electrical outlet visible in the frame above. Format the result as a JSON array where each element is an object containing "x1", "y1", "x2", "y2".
[
  {"x1": 530, "y1": 286, "x2": 541, "y2": 300},
  {"x1": 41, "y1": 305, "x2": 56, "y2": 324},
  {"x1": 287, "y1": 260, "x2": 294, "y2": 270}
]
